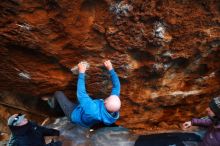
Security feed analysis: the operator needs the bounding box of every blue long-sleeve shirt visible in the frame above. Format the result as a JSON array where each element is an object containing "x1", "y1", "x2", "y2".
[{"x1": 71, "y1": 69, "x2": 120, "y2": 127}]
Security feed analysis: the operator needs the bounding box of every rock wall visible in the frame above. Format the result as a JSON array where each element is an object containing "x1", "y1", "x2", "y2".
[{"x1": 0, "y1": 0, "x2": 219, "y2": 135}]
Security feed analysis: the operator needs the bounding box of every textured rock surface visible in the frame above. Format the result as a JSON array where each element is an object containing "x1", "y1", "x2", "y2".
[
  {"x1": 0, "y1": 0, "x2": 220, "y2": 135},
  {"x1": 46, "y1": 117, "x2": 137, "y2": 146}
]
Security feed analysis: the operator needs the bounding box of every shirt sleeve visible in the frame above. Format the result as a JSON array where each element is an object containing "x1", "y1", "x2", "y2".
[
  {"x1": 37, "y1": 124, "x2": 60, "y2": 136},
  {"x1": 109, "y1": 69, "x2": 120, "y2": 96},
  {"x1": 191, "y1": 118, "x2": 213, "y2": 127},
  {"x1": 77, "y1": 73, "x2": 93, "y2": 104}
]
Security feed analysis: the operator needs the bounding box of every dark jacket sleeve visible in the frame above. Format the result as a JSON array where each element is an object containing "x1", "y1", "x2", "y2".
[
  {"x1": 38, "y1": 125, "x2": 60, "y2": 136},
  {"x1": 191, "y1": 118, "x2": 213, "y2": 127},
  {"x1": 7, "y1": 136, "x2": 18, "y2": 146}
]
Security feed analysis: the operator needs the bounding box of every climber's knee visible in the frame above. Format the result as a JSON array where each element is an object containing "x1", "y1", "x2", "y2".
[{"x1": 54, "y1": 91, "x2": 64, "y2": 98}]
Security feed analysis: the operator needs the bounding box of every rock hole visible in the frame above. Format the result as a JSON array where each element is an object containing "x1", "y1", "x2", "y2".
[
  {"x1": 173, "y1": 57, "x2": 189, "y2": 68},
  {"x1": 197, "y1": 64, "x2": 209, "y2": 75}
]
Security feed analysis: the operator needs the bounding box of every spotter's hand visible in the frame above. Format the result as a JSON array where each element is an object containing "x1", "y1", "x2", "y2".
[{"x1": 182, "y1": 121, "x2": 192, "y2": 130}]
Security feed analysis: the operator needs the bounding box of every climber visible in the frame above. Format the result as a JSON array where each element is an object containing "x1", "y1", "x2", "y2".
[
  {"x1": 7, "y1": 113, "x2": 62, "y2": 146},
  {"x1": 183, "y1": 96, "x2": 220, "y2": 146},
  {"x1": 48, "y1": 60, "x2": 121, "y2": 128}
]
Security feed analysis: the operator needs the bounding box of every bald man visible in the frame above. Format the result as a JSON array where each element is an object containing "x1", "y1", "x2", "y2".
[{"x1": 53, "y1": 60, "x2": 121, "y2": 128}]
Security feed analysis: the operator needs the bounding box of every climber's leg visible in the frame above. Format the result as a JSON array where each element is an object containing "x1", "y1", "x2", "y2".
[{"x1": 54, "y1": 91, "x2": 76, "y2": 119}]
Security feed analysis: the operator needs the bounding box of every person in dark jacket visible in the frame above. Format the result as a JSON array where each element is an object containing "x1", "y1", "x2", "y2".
[
  {"x1": 46, "y1": 60, "x2": 121, "y2": 128},
  {"x1": 183, "y1": 96, "x2": 220, "y2": 146},
  {"x1": 7, "y1": 113, "x2": 62, "y2": 146}
]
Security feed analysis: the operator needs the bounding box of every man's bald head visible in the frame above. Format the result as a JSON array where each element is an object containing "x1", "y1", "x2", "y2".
[{"x1": 104, "y1": 95, "x2": 121, "y2": 113}]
